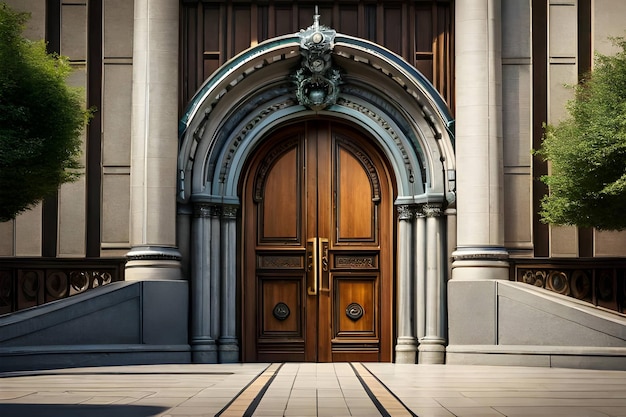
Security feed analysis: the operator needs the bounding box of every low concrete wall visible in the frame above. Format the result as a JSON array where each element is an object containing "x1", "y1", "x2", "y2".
[
  {"x1": 447, "y1": 280, "x2": 626, "y2": 370},
  {"x1": 0, "y1": 281, "x2": 190, "y2": 371}
]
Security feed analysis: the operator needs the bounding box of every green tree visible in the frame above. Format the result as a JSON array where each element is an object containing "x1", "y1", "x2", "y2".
[
  {"x1": 0, "y1": 3, "x2": 90, "y2": 222},
  {"x1": 537, "y1": 37, "x2": 626, "y2": 230}
]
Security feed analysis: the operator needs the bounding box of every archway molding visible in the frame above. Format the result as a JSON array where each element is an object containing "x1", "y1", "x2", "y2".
[{"x1": 177, "y1": 29, "x2": 456, "y2": 364}]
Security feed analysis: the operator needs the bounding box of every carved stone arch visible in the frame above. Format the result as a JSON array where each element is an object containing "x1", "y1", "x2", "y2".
[{"x1": 178, "y1": 33, "x2": 455, "y2": 204}]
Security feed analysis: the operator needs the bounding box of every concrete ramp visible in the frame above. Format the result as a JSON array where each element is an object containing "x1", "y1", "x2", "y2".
[
  {"x1": 0, "y1": 281, "x2": 190, "y2": 371},
  {"x1": 448, "y1": 280, "x2": 626, "y2": 370}
]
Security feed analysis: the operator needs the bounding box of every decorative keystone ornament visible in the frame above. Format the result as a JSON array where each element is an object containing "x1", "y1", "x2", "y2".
[{"x1": 295, "y1": 7, "x2": 342, "y2": 111}]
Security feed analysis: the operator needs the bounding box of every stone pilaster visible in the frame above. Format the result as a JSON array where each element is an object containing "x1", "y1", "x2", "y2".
[
  {"x1": 219, "y1": 205, "x2": 239, "y2": 363},
  {"x1": 126, "y1": 0, "x2": 181, "y2": 280},
  {"x1": 414, "y1": 207, "x2": 427, "y2": 341},
  {"x1": 190, "y1": 203, "x2": 217, "y2": 363},
  {"x1": 395, "y1": 204, "x2": 418, "y2": 363},
  {"x1": 418, "y1": 204, "x2": 446, "y2": 364}
]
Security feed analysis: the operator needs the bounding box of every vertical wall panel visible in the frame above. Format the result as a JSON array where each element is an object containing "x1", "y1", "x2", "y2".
[
  {"x1": 101, "y1": 0, "x2": 134, "y2": 255},
  {"x1": 203, "y1": 6, "x2": 222, "y2": 81},
  {"x1": 58, "y1": 68, "x2": 87, "y2": 256},
  {"x1": 547, "y1": 1, "x2": 578, "y2": 257},
  {"x1": 232, "y1": 6, "x2": 251, "y2": 56},
  {"x1": 274, "y1": 6, "x2": 293, "y2": 37},
  {"x1": 591, "y1": 0, "x2": 626, "y2": 257},
  {"x1": 61, "y1": 3, "x2": 87, "y2": 61},
  {"x1": 56, "y1": 1, "x2": 88, "y2": 256},
  {"x1": 414, "y1": 5, "x2": 434, "y2": 82},
  {"x1": 502, "y1": 0, "x2": 532, "y2": 255},
  {"x1": 337, "y1": 5, "x2": 358, "y2": 37},
  {"x1": 102, "y1": 65, "x2": 132, "y2": 167},
  {"x1": 15, "y1": 208, "x2": 42, "y2": 256},
  {"x1": 0, "y1": 221, "x2": 14, "y2": 256},
  {"x1": 383, "y1": 6, "x2": 403, "y2": 57},
  {"x1": 102, "y1": 174, "x2": 131, "y2": 247},
  {"x1": 58, "y1": 179, "x2": 87, "y2": 256}
]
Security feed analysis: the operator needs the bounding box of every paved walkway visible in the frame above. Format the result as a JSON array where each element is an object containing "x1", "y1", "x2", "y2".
[{"x1": 0, "y1": 363, "x2": 625, "y2": 416}]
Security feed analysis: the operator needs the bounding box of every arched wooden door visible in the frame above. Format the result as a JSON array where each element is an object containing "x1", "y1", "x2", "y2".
[{"x1": 242, "y1": 120, "x2": 394, "y2": 362}]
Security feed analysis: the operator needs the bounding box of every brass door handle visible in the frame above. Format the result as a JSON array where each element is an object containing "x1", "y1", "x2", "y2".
[
  {"x1": 307, "y1": 237, "x2": 329, "y2": 295},
  {"x1": 307, "y1": 238, "x2": 318, "y2": 295},
  {"x1": 319, "y1": 238, "x2": 329, "y2": 292}
]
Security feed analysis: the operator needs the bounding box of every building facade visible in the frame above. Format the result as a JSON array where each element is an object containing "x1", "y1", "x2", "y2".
[{"x1": 0, "y1": 0, "x2": 624, "y2": 370}]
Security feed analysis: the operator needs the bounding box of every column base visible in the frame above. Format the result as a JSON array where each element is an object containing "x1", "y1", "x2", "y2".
[
  {"x1": 218, "y1": 337, "x2": 240, "y2": 363},
  {"x1": 125, "y1": 246, "x2": 183, "y2": 281},
  {"x1": 418, "y1": 337, "x2": 446, "y2": 364},
  {"x1": 395, "y1": 336, "x2": 418, "y2": 364},
  {"x1": 191, "y1": 339, "x2": 218, "y2": 364},
  {"x1": 451, "y1": 246, "x2": 509, "y2": 280}
]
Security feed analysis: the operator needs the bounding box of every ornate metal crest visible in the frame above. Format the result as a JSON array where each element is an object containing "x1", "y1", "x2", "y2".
[{"x1": 294, "y1": 8, "x2": 342, "y2": 111}]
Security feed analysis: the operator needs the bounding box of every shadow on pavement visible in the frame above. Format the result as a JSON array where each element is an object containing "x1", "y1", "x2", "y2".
[{"x1": 0, "y1": 404, "x2": 168, "y2": 417}]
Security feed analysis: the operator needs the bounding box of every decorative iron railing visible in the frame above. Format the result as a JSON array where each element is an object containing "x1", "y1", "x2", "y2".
[
  {"x1": 0, "y1": 258, "x2": 126, "y2": 316},
  {"x1": 510, "y1": 258, "x2": 625, "y2": 315}
]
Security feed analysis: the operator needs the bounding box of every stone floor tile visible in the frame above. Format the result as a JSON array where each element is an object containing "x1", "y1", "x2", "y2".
[
  {"x1": 408, "y1": 407, "x2": 457, "y2": 417},
  {"x1": 319, "y1": 410, "x2": 351, "y2": 417},
  {"x1": 317, "y1": 388, "x2": 344, "y2": 398},
  {"x1": 492, "y1": 407, "x2": 611, "y2": 417},
  {"x1": 284, "y1": 407, "x2": 317, "y2": 416},
  {"x1": 288, "y1": 388, "x2": 317, "y2": 398},
  {"x1": 444, "y1": 406, "x2": 506, "y2": 416},
  {"x1": 434, "y1": 396, "x2": 484, "y2": 408},
  {"x1": 346, "y1": 407, "x2": 383, "y2": 417}
]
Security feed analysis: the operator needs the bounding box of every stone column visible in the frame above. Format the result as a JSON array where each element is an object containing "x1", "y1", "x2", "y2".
[
  {"x1": 414, "y1": 208, "x2": 427, "y2": 341},
  {"x1": 451, "y1": 0, "x2": 508, "y2": 279},
  {"x1": 219, "y1": 205, "x2": 239, "y2": 363},
  {"x1": 126, "y1": 0, "x2": 181, "y2": 280},
  {"x1": 395, "y1": 205, "x2": 418, "y2": 363},
  {"x1": 419, "y1": 204, "x2": 446, "y2": 364},
  {"x1": 209, "y1": 206, "x2": 221, "y2": 349},
  {"x1": 448, "y1": 0, "x2": 509, "y2": 353},
  {"x1": 190, "y1": 204, "x2": 218, "y2": 363}
]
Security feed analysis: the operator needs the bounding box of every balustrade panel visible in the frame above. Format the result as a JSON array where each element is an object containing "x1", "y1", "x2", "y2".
[{"x1": 0, "y1": 258, "x2": 125, "y2": 315}]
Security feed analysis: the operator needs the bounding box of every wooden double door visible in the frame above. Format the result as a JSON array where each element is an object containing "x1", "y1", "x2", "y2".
[{"x1": 242, "y1": 120, "x2": 393, "y2": 362}]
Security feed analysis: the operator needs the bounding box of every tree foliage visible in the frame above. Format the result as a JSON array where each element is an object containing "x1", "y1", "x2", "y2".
[
  {"x1": 0, "y1": 3, "x2": 90, "y2": 222},
  {"x1": 536, "y1": 37, "x2": 626, "y2": 230}
]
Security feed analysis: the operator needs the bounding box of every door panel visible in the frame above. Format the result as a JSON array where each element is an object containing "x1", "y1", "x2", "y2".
[
  {"x1": 242, "y1": 120, "x2": 393, "y2": 362},
  {"x1": 260, "y1": 146, "x2": 300, "y2": 240},
  {"x1": 337, "y1": 144, "x2": 377, "y2": 241},
  {"x1": 334, "y1": 277, "x2": 377, "y2": 336},
  {"x1": 254, "y1": 138, "x2": 303, "y2": 244}
]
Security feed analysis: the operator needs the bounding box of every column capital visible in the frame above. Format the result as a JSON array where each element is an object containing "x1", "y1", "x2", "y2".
[
  {"x1": 396, "y1": 204, "x2": 414, "y2": 220},
  {"x1": 423, "y1": 203, "x2": 443, "y2": 217},
  {"x1": 222, "y1": 205, "x2": 238, "y2": 219},
  {"x1": 194, "y1": 203, "x2": 222, "y2": 218}
]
